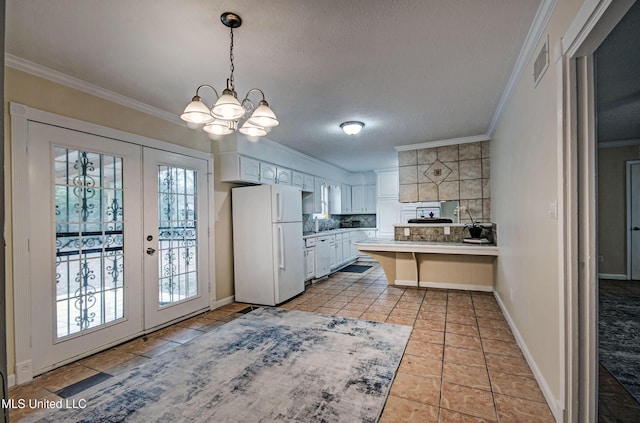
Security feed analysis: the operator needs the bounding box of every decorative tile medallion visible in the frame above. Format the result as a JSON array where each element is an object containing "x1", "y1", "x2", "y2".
[{"x1": 424, "y1": 160, "x2": 452, "y2": 185}]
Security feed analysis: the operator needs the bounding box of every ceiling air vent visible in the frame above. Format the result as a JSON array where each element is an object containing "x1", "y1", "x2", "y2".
[{"x1": 533, "y1": 35, "x2": 549, "y2": 87}]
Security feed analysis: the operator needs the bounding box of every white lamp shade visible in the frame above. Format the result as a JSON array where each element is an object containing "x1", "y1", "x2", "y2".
[
  {"x1": 180, "y1": 98, "x2": 214, "y2": 124},
  {"x1": 248, "y1": 102, "x2": 279, "y2": 128},
  {"x1": 203, "y1": 119, "x2": 233, "y2": 135},
  {"x1": 340, "y1": 121, "x2": 364, "y2": 135},
  {"x1": 212, "y1": 92, "x2": 245, "y2": 120},
  {"x1": 239, "y1": 121, "x2": 267, "y2": 137}
]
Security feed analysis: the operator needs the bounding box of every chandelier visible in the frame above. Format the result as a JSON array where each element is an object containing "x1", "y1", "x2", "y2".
[{"x1": 180, "y1": 12, "x2": 279, "y2": 139}]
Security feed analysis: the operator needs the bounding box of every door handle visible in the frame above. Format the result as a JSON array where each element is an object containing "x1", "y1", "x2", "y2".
[
  {"x1": 634, "y1": 227, "x2": 640, "y2": 231},
  {"x1": 146, "y1": 247, "x2": 156, "y2": 255}
]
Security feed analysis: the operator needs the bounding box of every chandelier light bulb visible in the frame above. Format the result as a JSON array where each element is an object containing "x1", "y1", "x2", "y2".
[
  {"x1": 248, "y1": 100, "x2": 280, "y2": 128},
  {"x1": 180, "y1": 96, "x2": 214, "y2": 124}
]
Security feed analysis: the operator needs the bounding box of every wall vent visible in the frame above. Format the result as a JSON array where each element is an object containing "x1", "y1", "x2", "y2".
[{"x1": 533, "y1": 35, "x2": 549, "y2": 87}]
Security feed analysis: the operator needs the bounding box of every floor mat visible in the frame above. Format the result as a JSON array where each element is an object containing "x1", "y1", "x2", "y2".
[{"x1": 340, "y1": 264, "x2": 372, "y2": 273}]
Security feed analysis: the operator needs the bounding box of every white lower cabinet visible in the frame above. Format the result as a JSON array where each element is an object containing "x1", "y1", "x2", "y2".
[{"x1": 329, "y1": 235, "x2": 337, "y2": 269}]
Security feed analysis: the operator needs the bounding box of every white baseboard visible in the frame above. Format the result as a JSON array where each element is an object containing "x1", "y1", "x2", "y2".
[
  {"x1": 494, "y1": 292, "x2": 563, "y2": 422},
  {"x1": 7, "y1": 374, "x2": 15, "y2": 388},
  {"x1": 212, "y1": 295, "x2": 235, "y2": 309},
  {"x1": 598, "y1": 273, "x2": 628, "y2": 280},
  {"x1": 418, "y1": 281, "x2": 493, "y2": 292},
  {"x1": 15, "y1": 360, "x2": 33, "y2": 385}
]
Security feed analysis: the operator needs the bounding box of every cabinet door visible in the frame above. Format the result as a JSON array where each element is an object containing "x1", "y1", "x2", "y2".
[
  {"x1": 352, "y1": 185, "x2": 364, "y2": 213},
  {"x1": 341, "y1": 184, "x2": 352, "y2": 213},
  {"x1": 329, "y1": 183, "x2": 342, "y2": 215},
  {"x1": 276, "y1": 167, "x2": 292, "y2": 185},
  {"x1": 336, "y1": 239, "x2": 343, "y2": 264},
  {"x1": 304, "y1": 174, "x2": 315, "y2": 193},
  {"x1": 260, "y1": 162, "x2": 277, "y2": 184},
  {"x1": 329, "y1": 238, "x2": 337, "y2": 268},
  {"x1": 239, "y1": 156, "x2": 261, "y2": 183},
  {"x1": 342, "y1": 238, "x2": 351, "y2": 262},
  {"x1": 292, "y1": 171, "x2": 305, "y2": 189},
  {"x1": 364, "y1": 185, "x2": 376, "y2": 213}
]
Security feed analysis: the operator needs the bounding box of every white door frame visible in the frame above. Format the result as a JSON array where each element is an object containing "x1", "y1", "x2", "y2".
[
  {"x1": 626, "y1": 160, "x2": 640, "y2": 280},
  {"x1": 561, "y1": 1, "x2": 636, "y2": 421},
  {"x1": 9, "y1": 102, "x2": 216, "y2": 384}
]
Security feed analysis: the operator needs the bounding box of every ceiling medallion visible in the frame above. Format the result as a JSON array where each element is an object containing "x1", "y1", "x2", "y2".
[{"x1": 180, "y1": 12, "x2": 278, "y2": 140}]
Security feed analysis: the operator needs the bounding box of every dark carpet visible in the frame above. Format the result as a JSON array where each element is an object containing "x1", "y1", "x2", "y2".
[
  {"x1": 340, "y1": 265, "x2": 372, "y2": 273},
  {"x1": 599, "y1": 294, "x2": 640, "y2": 403}
]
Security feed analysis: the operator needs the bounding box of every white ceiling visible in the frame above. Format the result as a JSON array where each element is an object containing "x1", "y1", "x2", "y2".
[{"x1": 5, "y1": 0, "x2": 542, "y2": 172}]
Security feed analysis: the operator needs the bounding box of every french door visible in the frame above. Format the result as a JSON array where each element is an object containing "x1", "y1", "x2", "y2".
[{"x1": 28, "y1": 122, "x2": 209, "y2": 373}]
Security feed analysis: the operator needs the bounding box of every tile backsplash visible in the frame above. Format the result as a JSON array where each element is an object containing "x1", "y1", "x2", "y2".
[
  {"x1": 303, "y1": 214, "x2": 377, "y2": 233},
  {"x1": 398, "y1": 141, "x2": 490, "y2": 222}
]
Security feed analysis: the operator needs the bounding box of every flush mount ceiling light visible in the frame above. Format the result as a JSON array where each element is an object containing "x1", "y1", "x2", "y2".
[
  {"x1": 340, "y1": 121, "x2": 364, "y2": 135},
  {"x1": 180, "y1": 12, "x2": 279, "y2": 140}
]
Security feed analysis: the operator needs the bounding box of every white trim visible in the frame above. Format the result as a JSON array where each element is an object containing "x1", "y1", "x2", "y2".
[
  {"x1": 212, "y1": 295, "x2": 235, "y2": 309},
  {"x1": 10, "y1": 102, "x2": 209, "y2": 160},
  {"x1": 598, "y1": 273, "x2": 627, "y2": 280},
  {"x1": 562, "y1": 0, "x2": 635, "y2": 57},
  {"x1": 9, "y1": 102, "x2": 215, "y2": 382},
  {"x1": 10, "y1": 103, "x2": 33, "y2": 385},
  {"x1": 494, "y1": 291, "x2": 563, "y2": 421},
  {"x1": 626, "y1": 160, "x2": 640, "y2": 280},
  {"x1": 418, "y1": 281, "x2": 493, "y2": 292},
  {"x1": 7, "y1": 374, "x2": 15, "y2": 389},
  {"x1": 598, "y1": 138, "x2": 640, "y2": 148},
  {"x1": 395, "y1": 135, "x2": 490, "y2": 152},
  {"x1": 5, "y1": 54, "x2": 183, "y2": 126},
  {"x1": 488, "y1": 0, "x2": 558, "y2": 136}
]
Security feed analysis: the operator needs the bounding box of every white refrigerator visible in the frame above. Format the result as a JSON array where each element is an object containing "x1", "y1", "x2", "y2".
[{"x1": 232, "y1": 184, "x2": 305, "y2": 305}]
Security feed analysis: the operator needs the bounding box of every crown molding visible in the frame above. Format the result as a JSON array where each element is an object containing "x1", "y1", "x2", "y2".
[
  {"x1": 487, "y1": 0, "x2": 559, "y2": 137},
  {"x1": 395, "y1": 134, "x2": 490, "y2": 152},
  {"x1": 5, "y1": 53, "x2": 184, "y2": 126}
]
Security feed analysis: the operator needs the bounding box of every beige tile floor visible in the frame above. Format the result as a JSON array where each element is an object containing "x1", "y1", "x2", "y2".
[{"x1": 10, "y1": 263, "x2": 554, "y2": 422}]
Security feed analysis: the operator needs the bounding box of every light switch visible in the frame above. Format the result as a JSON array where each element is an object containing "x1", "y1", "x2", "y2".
[
  {"x1": 548, "y1": 200, "x2": 557, "y2": 220},
  {"x1": 444, "y1": 226, "x2": 450, "y2": 235},
  {"x1": 404, "y1": 228, "x2": 410, "y2": 236}
]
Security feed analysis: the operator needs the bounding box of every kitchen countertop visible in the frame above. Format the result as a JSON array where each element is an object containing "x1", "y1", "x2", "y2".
[
  {"x1": 303, "y1": 228, "x2": 378, "y2": 239},
  {"x1": 354, "y1": 238, "x2": 498, "y2": 256}
]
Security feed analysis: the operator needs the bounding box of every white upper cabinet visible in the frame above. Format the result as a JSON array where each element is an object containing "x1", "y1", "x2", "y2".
[
  {"x1": 276, "y1": 167, "x2": 292, "y2": 185},
  {"x1": 341, "y1": 184, "x2": 352, "y2": 214},
  {"x1": 364, "y1": 185, "x2": 376, "y2": 213},
  {"x1": 304, "y1": 174, "x2": 315, "y2": 193},
  {"x1": 352, "y1": 184, "x2": 376, "y2": 213},
  {"x1": 238, "y1": 155, "x2": 260, "y2": 184},
  {"x1": 377, "y1": 170, "x2": 399, "y2": 198},
  {"x1": 260, "y1": 162, "x2": 277, "y2": 184},
  {"x1": 293, "y1": 171, "x2": 315, "y2": 192}
]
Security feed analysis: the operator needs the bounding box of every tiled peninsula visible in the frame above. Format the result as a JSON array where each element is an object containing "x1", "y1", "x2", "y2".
[{"x1": 356, "y1": 223, "x2": 497, "y2": 291}]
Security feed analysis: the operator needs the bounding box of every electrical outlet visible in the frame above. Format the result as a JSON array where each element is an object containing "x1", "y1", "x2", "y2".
[
  {"x1": 598, "y1": 256, "x2": 604, "y2": 263},
  {"x1": 444, "y1": 226, "x2": 450, "y2": 235},
  {"x1": 404, "y1": 228, "x2": 410, "y2": 236}
]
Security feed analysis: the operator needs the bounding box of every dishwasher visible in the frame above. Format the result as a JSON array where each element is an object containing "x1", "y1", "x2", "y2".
[{"x1": 314, "y1": 235, "x2": 332, "y2": 279}]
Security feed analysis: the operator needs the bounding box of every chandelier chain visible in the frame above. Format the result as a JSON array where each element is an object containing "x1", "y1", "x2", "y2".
[{"x1": 229, "y1": 27, "x2": 235, "y2": 90}]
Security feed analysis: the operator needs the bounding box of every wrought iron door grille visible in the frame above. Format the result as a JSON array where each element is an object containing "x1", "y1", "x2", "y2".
[
  {"x1": 157, "y1": 165, "x2": 198, "y2": 305},
  {"x1": 54, "y1": 147, "x2": 124, "y2": 338}
]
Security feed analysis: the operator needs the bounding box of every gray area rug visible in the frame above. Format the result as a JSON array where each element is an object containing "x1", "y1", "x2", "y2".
[
  {"x1": 599, "y1": 294, "x2": 640, "y2": 403},
  {"x1": 23, "y1": 307, "x2": 411, "y2": 422}
]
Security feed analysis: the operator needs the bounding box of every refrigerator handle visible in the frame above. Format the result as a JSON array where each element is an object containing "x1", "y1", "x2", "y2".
[
  {"x1": 276, "y1": 192, "x2": 283, "y2": 221},
  {"x1": 278, "y1": 225, "x2": 285, "y2": 269}
]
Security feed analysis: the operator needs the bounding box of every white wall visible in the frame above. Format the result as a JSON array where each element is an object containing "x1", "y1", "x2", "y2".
[{"x1": 491, "y1": 0, "x2": 583, "y2": 418}]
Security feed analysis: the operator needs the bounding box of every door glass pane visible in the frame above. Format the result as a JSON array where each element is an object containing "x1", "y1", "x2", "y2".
[
  {"x1": 54, "y1": 147, "x2": 125, "y2": 338},
  {"x1": 157, "y1": 165, "x2": 198, "y2": 305}
]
